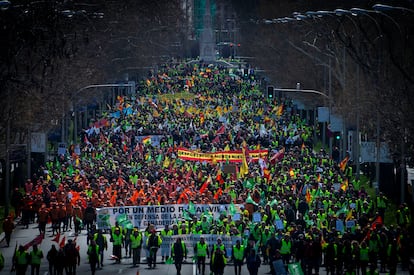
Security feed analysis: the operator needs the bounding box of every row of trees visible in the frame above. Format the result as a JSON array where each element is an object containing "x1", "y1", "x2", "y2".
[
  {"x1": 0, "y1": 0, "x2": 186, "y2": 146},
  {"x1": 233, "y1": 0, "x2": 414, "y2": 167}
]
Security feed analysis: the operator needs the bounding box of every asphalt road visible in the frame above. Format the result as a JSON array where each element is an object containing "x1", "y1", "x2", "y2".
[{"x1": 0, "y1": 221, "x2": 410, "y2": 275}]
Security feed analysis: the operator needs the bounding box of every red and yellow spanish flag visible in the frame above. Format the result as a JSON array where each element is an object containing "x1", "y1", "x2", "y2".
[
  {"x1": 339, "y1": 155, "x2": 350, "y2": 172},
  {"x1": 142, "y1": 136, "x2": 151, "y2": 145}
]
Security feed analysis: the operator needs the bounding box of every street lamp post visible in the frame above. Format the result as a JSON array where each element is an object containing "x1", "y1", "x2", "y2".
[{"x1": 70, "y1": 83, "x2": 135, "y2": 145}]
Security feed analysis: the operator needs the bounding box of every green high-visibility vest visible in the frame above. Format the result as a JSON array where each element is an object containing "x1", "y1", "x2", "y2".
[
  {"x1": 280, "y1": 239, "x2": 291, "y2": 254},
  {"x1": 233, "y1": 245, "x2": 245, "y2": 260},
  {"x1": 360, "y1": 247, "x2": 369, "y2": 261},
  {"x1": 30, "y1": 250, "x2": 43, "y2": 265},
  {"x1": 15, "y1": 251, "x2": 28, "y2": 265},
  {"x1": 196, "y1": 242, "x2": 208, "y2": 257},
  {"x1": 130, "y1": 233, "x2": 142, "y2": 249},
  {"x1": 112, "y1": 233, "x2": 123, "y2": 246}
]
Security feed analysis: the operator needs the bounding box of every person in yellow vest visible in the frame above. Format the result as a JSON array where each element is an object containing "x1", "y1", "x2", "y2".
[
  {"x1": 160, "y1": 224, "x2": 172, "y2": 262},
  {"x1": 211, "y1": 247, "x2": 227, "y2": 275},
  {"x1": 232, "y1": 239, "x2": 245, "y2": 275},
  {"x1": 111, "y1": 227, "x2": 123, "y2": 264},
  {"x1": 213, "y1": 238, "x2": 227, "y2": 257},
  {"x1": 280, "y1": 234, "x2": 292, "y2": 267},
  {"x1": 146, "y1": 229, "x2": 162, "y2": 269},
  {"x1": 93, "y1": 229, "x2": 107, "y2": 268},
  {"x1": 130, "y1": 228, "x2": 143, "y2": 267},
  {"x1": 376, "y1": 192, "x2": 387, "y2": 221},
  {"x1": 194, "y1": 236, "x2": 209, "y2": 275},
  {"x1": 87, "y1": 239, "x2": 100, "y2": 275},
  {"x1": 30, "y1": 244, "x2": 44, "y2": 275},
  {"x1": 13, "y1": 245, "x2": 30, "y2": 275},
  {"x1": 359, "y1": 241, "x2": 369, "y2": 275},
  {"x1": 171, "y1": 237, "x2": 187, "y2": 275}
]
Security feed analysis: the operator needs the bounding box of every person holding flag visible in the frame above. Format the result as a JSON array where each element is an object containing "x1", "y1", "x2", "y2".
[{"x1": 13, "y1": 245, "x2": 30, "y2": 275}]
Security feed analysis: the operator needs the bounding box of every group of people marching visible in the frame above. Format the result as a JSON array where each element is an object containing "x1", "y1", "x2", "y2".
[{"x1": 2, "y1": 60, "x2": 413, "y2": 275}]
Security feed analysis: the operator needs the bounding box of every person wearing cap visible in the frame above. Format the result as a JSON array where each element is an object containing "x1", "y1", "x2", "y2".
[
  {"x1": 111, "y1": 227, "x2": 123, "y2": 264},
  {"x1": 171, "y1": 237, "x2": 187, "y2": 275},
  {"x1": 130, "y1": 228, "x2": 143, "y2": 267},
  {"x1": 195, "y1": 236, "x2": 209, "y2": 275},
  {"x1": 93, "y1": 229, "x2": 107, "y2": 268},
  {"x1": 232, "y1": 239, "x2": 245, "y2": 275}
]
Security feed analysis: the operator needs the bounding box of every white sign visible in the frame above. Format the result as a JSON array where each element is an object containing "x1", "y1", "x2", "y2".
[
  {"x1": 96, "y1": 204, "x2": 242, "y2": 230},
  {"x1": 157, "y1": 234, "x2": 242, "y2": 257},
  {"x1": 31, "y1": 132, "x2": 46, "y2": 153},
  {"x1": 360, "y1": 142, "x2": 392, "y2": 163},
  {"x1": 58, "y1": 143, "x2": 67, "y2": 156},
  {"x1": 318, "y1": 107, "x2": 329, "y2": 123}
]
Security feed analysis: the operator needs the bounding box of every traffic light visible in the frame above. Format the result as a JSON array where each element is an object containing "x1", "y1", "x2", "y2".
[
  {"x1": 335, "y1": 132, "x2": 341, "y2": 140},
  {"x1": 267, "y1": 86, "x2": 274, "y2": 99}
]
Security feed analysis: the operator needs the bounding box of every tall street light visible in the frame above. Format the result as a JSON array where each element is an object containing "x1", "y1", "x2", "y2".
[{"x1": 70, "y1": 83, "x2": 135, "y2": 145}]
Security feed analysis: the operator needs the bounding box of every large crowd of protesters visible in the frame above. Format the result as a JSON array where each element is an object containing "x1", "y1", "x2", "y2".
[{"x1": 4, "y1": 60, "x2": 414, "y2": 275}]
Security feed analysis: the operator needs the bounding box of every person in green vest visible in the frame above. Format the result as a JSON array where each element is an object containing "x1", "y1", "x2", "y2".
[
  {"x1": 146, "y1": 229, "x2": 162, "y2": 269},
  {"x1": 87, "y1": 239, "x2": 100, "y2": 275},
  {"x1": 93, "y1": 229, "x2": 107, "y2": 268},
  {"x1": 171, "y1": 237, "x2": 187, "y2": 275},
  {"x1": 194, "y1": 236, "x2": 209, "y2": 275},
  {"x1": 376, "y1": 192, "x2": 387, "y2": 221},
  {"x1": 111, "y1": 227, "x2": 123, "y2": 264},
  {"x1": 280, "y1": 234, "x2": 292, "y2": 268},
  {"x1": 160, "y1": 224, "x2": 172, "y2": 262},
  {"x1": 30, "y1": 244, "x2": 44, "y2": 275},
  {"x1": 232, "y1": 239, "x2": 245, "y2": 275},
  {"x1": 13, "y1": 245, "x2": 30, "y2": 275},
  {"x1": 130, "y1": 228, "x2": 143, "y2": 267},
  {"x1": 359, "y1": 241, "x2": 370, "y2": 275},
  {"x1": 387, "y1": 238, "x2": 399, "y2": 275},
  {"x1": 213, "y1": 237, "x2": 227, "y2": 257},
  {"x1": 211, "y1": 247, "x2": 227, "y2": 275}
]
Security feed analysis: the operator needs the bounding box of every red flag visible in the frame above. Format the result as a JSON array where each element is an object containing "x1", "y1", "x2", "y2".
[
  {"x1": 214, "y1": 187, "x2": 223, "y2": 200},
  {"x1": 215, "y1": 125, "x2": 225, "y2": 135},
  {"x1": 216, "y1": 169, "x2": 224, "y2": 185},
  {"x1": 199, "y1": 175, "x2": 212, "y2": 194},
  {"x1": 211, "y1": 135, "x2": 220, "y2": 144},
  {"x1": 270, "y1": 148, "x2": 285, "y2": 164},
  {"x1": 59, "y1": 236, "x2": 66, "y2": 248},
  {"x1": 263, "y1": 168, "x2": 271, "y2": 183},
  {"x1": 306, "y1": 188, "x2": 311, "y2": 204},
  {"x1": 23, "y1": 234, "x2": 44, "y2": 250},
  {"x1": 370, "y1": 216, "x2": 383, "y2": 230},
  {"x1": 51, "y1": 232, "x2": 61, "y2": 243}
]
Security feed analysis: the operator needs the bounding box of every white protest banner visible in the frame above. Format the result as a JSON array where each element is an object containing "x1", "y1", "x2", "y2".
[
  {"x1": 96, "y1": 204, "x2": 242, "y2": 230},
  {"x1": 157, "y1": 234, "x2": 242, "y2": 257}
]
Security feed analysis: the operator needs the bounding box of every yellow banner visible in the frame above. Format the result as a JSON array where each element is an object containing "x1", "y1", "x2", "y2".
[{"x1": 177, "y1": 148, "x2": 268, "y2": 163}]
